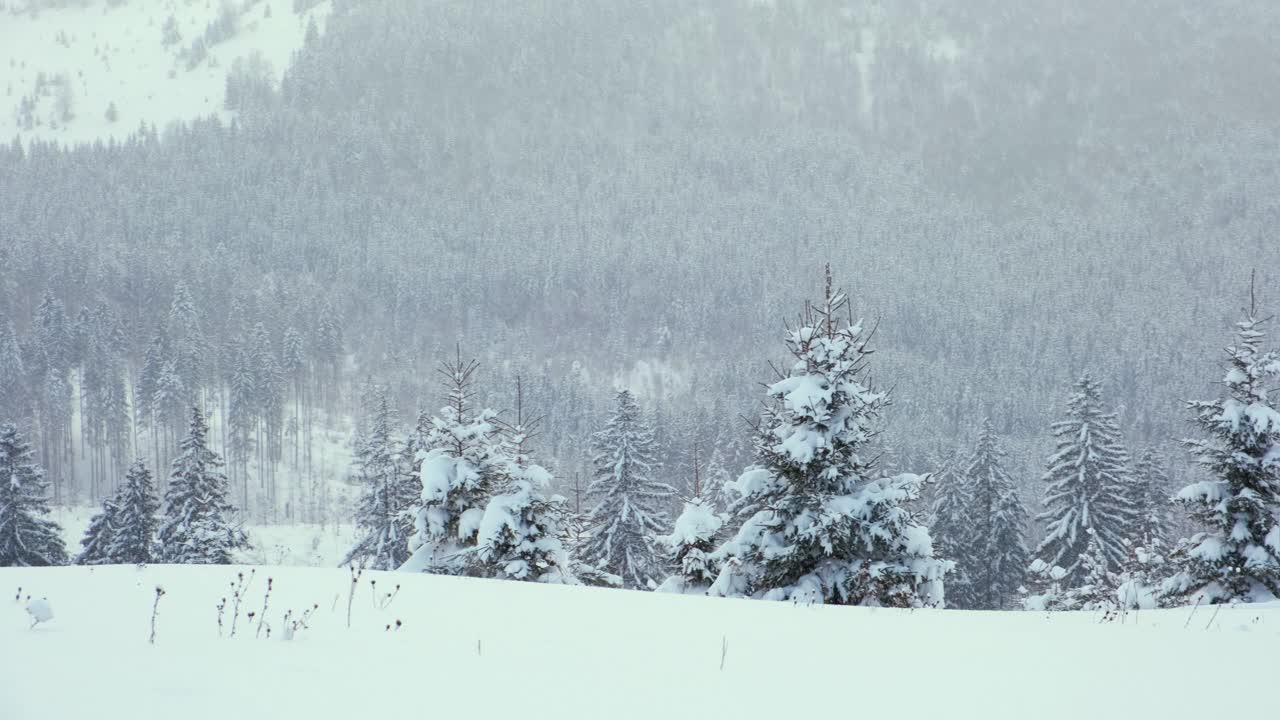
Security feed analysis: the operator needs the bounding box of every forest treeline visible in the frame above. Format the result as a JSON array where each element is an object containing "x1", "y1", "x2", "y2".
[{"x1": 1, "y1": 1, "x2": 1278, "y2": 538}]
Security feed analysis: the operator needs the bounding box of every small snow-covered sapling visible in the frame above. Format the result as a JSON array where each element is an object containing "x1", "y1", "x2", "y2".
[
  {"x1": 216, "y1": 597, "x2": 227, "y2": 637},
  {"x1": 149, "y1": 587, "x2": 165, "y2": 644}
]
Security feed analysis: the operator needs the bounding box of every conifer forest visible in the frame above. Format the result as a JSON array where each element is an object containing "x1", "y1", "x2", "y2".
[{"x1": 2, "y1": 2, "x2": 1279, "y2": 719}]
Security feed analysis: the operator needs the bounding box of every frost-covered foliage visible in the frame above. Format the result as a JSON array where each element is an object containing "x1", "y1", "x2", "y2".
[
  {"x1": 1131, "y1": 447, "x2": 1173, "y2": 549},
  {"x1": 1115, "y1": 540, "x2": 1172, "y2": 610},
  {"x1": 474, "y1": 402, "x2": 576, "y2": 584},
  {"x1": 657, "y1": 497, "x2": 724, "y2": 595},
  {"x1": 402, "y1": 355, "x2": 505, "y2": 575},
  {"x1": 710, "y1": 274, "x2": 949, "y2": 607},
  {"x1": 703, "y1": 446, "x2": 735, "y2": 514},
  {"x1": 1025, "y1": 531, "x2": 1117, "y2": 612},
  {"x1": 962, "y1": 420, "x2": 1029, "y2": 610},
  {"x1": 0, "y1": 424, "x2": 67, "y2": 567},
  {"x1": 104, "y1": 460, "x2": 160, "y2": 565},
  {"x1": 76, "y1": 496, "x2": 117, "y2": 565},
  {"x1": 156, "y1": 407, "x2": 248, "y2": 564},
  {"x1": 927, "y1": 454, "x2": 973, "y2": 606},
  {"x1": 342, "y1": 388, "x2": 418, "y2": 571},
  {"x1": 584, "y1": 389, "x2": 675, "y2": 589},
  {"x1": 79, "y1": 459, "x2": 160, "y2": 565},
  {"x1": 1165, "y1": 308, "x2": 1280, "y2": 604},
  {"x1": 1034, "y1": 375, "x2": 1135, "y2": 584}
]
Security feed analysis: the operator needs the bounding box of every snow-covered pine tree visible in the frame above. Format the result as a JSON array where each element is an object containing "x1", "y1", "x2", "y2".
[
  {"x1": 963, "y1": 420, "x2": 1030, "y2": 610},
  {"x1": 474, "y1": 379, "x2": 576, "y2": 583},
  {"x1": 342, "y1": 387, "x2": 418, "y2": 570},
  {"x1": 1167, "y1": 293, "x2": 1280, "y2": 604},
  {"x1": 584, "y1": 388, "x2": 675, "y2": 589},
  {"x1": 0, "y1": 319, "x2": 28, "y2": 421},
  {"x1": 0, "y1": 424, "x2": 68, "y2": 567},
  {"x1": 703, "y1": 443, "x2": 734, "y2": 513},
  {"x1": 156, "y1": 406, "x2": 248, "y2": 564},
  {"x1": 105, "y1": 460, "x2": 161, "y2": 564},
  {"x1": 77, "y1": 495, "x2": 118, "y2": 565},
  {"x1": 657, "y1": 497, "x2": 724, "y2": 595},
  {"x1": 401, "y1": 351, "x2": 504, "y2": 575},
  {"x1": 1026, "y1": 529, "x2": 1117, "y2": 611},
  {"x1": 928, "y1": 452, "x2": 974, "y2": 607},
  {"x1": 1033, "y1": 375, "x2": 1135, "y2": 584},
  {"x1": 1131, "y1": 446, "x2": 1173, "y2": 550},
  {"x1": 402, "y1": 407, "x2": 432, "y2": 470},
  {"x1": 708, "y1": 269, "x2": 949, "y2": 606}
]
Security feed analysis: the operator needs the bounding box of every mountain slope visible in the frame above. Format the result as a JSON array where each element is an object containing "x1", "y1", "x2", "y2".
[{"x1": 1, "y1": 0, "x2": 330, "y2": 146}]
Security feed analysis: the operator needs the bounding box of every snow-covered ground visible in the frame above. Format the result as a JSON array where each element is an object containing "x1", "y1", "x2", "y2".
[
  {"x1": 1, "y1": 0, "x2": 330, "y2": 147},
  {"x1": 2, "y1": 564, "x2": 1276, "y2": 719}
]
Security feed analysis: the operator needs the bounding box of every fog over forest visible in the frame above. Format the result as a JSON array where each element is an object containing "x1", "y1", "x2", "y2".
[{"x1": 1, "y1": 0, "x2": 1278, "y2": 555}]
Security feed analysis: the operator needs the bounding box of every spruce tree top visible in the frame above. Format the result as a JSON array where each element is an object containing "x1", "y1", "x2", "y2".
[
  {"x1": 157, "y1": 406, "x2": 248, "y2": 564},
  {"x1": 585, "y1": 387, "x2": 674, "y2": 589},
  {"x1": 1174, "y1": 297, "x2": 1280, "y2": 603},
  {"x1": 1036, "y1": 374, "x2": 1134, "y2": 579},
  {"x1": 711, "y1": 269, "x2": 949, "y2": 606},
  {"x1": 403, "y1": 351, "x2": 504, "y2": 574}
]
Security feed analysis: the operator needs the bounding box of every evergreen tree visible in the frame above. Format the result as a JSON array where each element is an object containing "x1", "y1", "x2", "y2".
[
  {"x1": 1131, "y1": 447, "x2": 1173, "y2": 549},
  {"x1": 156, "y1": 406, "x2": 248, "y2": 564},
  {"x1": 136, "y1": 326, "x2": 168, "y2": 427},
  {"x1": 1034, "y1": 375, "x2": 1135, "y2": 584},
  {"x1": 0, "y1": 424, "x2": 68, "y2": 567},
  {"x1": 1168, "y1": 299, "x2": 1280, "y2": 603},
  {"x1": 343, "y1": 388, "x2": 418, "y2": 570},
  {"x1": 474, "y1": 385, "x2": 575, "y2": 583},
  {"x1": 928, "y1": 453, "x2": 974, "y2": 607},
  {"x1": 708, "y1": 271, "x2": 949, "y2": 606},
  {"x1": 0, "y1": 319, "x2": 28, "y2": 420},
  {"x1": 34, "y1": 290, "x2": 72, "y2": 374},
  {"x1": 585, "y1": 388, "x2": 674, "y2": 589},
  {"x1": 77, "y1": 496, "x2": 117, "y2": 565},
  {"x1": 1026, "y1": 529, "x2": 1118, "y2": 611},
  {"x1": 402, "y1": 352, "x2": 504, "y2": 574},
  {"x1": 227, "y1": 342, "x2": 257, "y2": 479},
  {"x1": 105, "y1": 460, "x2": 161, "y2": 565},
  {"x1": 657, "y1": 497, "x2": 724, "y2": 594},
  {"x1": 963, "y1": 420, "x2": 1029, "y2": 610},
  {"x1": 315, "y1": 298, "x2": 344, "y2": 382},
  {"x1": 402, "y1": 407, "x2": 432, "y2": 469},
  {"x1": 168, "y1": 281, "x2": 207, "y2": 399}
]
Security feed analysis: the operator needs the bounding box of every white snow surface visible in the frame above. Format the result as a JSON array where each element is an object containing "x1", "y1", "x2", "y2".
[
  {"x1": 23, "y1": 597, "x2": 52, "y2": 624},
  {"x1": 2, "y1": 564, "x2": 1278, "y2": 719},
  {"x1": 1, "y1": 0, "x2": 330, "y2": 147}
]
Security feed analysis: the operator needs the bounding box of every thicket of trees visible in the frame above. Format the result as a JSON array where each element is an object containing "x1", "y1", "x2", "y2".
[
  {"x1": 0, "y1": 1, "x2": 1278, "y2": 607},
  {"x1": 2, "y1": 1, "x2": 1278, "y2": 529}
]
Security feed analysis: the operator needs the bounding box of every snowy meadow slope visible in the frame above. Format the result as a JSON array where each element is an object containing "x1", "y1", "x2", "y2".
[
  {"x1": 1, "y1": 0, "x2": 330, "y2": 146},
  {"x1": 2, "y1": 564, "x2": 1276, "y2": 720}
]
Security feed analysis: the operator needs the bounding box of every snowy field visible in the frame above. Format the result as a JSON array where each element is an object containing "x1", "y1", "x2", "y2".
[
  {"x1": 2, "y1": 564, "x2": 1277, "y2": 720},
  {"x1": 1, "y1": 0, "x2": 330, "y2": 146}
]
